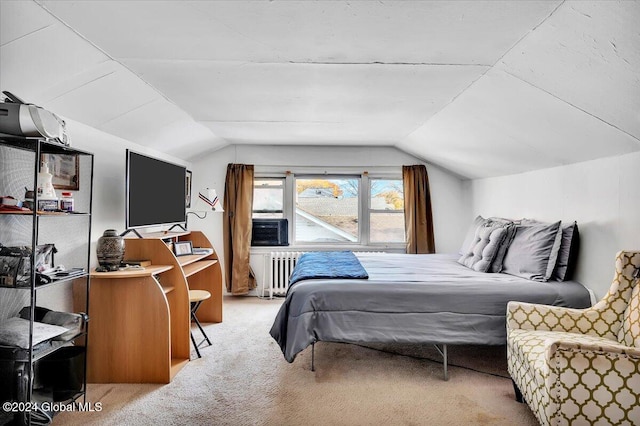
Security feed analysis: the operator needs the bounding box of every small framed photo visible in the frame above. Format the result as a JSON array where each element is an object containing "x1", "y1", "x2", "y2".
[
  {"x1": 41, "y1": 153, "x2": 79, "y2": 190},
  {"x1": 185, "y1": 170, "x2": 192, "y2": 208},
  {"x1": 173, "y1": 241, "x2": 193, "y2": 257}
]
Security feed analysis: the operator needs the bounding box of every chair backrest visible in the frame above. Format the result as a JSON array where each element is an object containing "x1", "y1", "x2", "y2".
[
  {"x1": 586, "y1": 251, "x2": 640, "y2": 342},
  {"x1": 618, "y1": 268, "x2": 640, "y2": 347}
]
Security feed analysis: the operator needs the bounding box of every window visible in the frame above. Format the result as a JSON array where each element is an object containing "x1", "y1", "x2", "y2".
[
  {"x1": 295, "y1": 177, "x2": 360, "y2": 243},
  {"x1": 253, "y1": 172, "x2": 405, "y2": 247},
  {"x1": 369, "y1": 178, "x2": 405, "y2": 243},
  {"x1": 253, "y1": 178, "x2": 284, "y2": 218}
]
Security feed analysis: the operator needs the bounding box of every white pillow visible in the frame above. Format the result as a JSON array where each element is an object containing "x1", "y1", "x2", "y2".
[{"x1": 0, "y1": 317, "x2": 68, "y2": 349}]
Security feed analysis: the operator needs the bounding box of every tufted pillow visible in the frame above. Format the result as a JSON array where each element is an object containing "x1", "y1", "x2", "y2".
[
  {"x1": 458, "y1": 224, "x2": 508, "y2": 272},
  {"x1": 502, "y1": 221, "x2": 562, "y2": 282},
  {"x1": 459, "y1": 215, "x2": 489, "y2": 255}
]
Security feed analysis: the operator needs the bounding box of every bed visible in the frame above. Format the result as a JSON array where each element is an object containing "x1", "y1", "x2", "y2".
[{"x1": 269, "y1": 251, "x2": 592, "y2": 378}]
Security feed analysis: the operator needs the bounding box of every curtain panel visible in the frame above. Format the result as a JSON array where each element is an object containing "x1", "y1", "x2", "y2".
[
  {"x1": 223, "y1": 163, "x2": 257, "y2": 295},
  {"x1": 402, "y1": 164, "x2": 436, "y2": 254}
]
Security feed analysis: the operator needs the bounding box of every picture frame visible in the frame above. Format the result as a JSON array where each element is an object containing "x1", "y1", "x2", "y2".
[
  {"x1": 173, "y1": 240, "x2": 193, "y2": 257},
  {"x1": 185, "y1": 170, "x2": 192, "y2": 208},
  {"x1": 40, "y1": 153, "x2": 79, "y2": 190}
]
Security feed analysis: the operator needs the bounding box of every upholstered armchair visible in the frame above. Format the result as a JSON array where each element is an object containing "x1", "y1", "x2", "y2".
[{"x1": 507, "y1": 251, "x2": 640, "y2": 425}]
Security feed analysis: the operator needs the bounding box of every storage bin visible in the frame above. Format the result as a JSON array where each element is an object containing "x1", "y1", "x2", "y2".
[{"x1": 37, "y1": 346, "x2": 85, "y2": 401}]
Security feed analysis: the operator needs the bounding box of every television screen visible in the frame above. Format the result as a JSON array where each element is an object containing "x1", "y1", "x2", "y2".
[{"x1": 126, "y1": 150, "x2": 186, "y2": 229}]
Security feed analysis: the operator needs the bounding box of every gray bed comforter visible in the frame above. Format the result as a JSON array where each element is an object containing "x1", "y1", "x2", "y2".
[{"x1": 269, "y1": 253, "x2": 592, "y2": 362}]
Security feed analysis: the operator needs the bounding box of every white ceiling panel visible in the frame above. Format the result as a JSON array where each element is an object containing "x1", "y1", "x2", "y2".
[
  {"x1": 0, "y1": 14, "x2": 108, "y2": 103},
  {"x1": 139, "y1": 120, "x2": 228, "y2": 160},
  {"x1": 126, "y1": 60, "x2": 486, "y2": 140},
  {"x1": 398, "y1": 69, "x2": 640, "y2": 179},
  {"x1": 44, "y1": 61, "x2": 160, "y2": 128},
  {"x1": 497, "y1": 0, "x2": 640, "y2": 140},
  {"x1": 1, "y1": 1, "x2": 637, "y2": 179},
  {"x1": 202, "y1": 121, "x2": 400, "y2": 146},
  {"x1": 99, "y1": 98, "x2": 191, "y2": 143},
  {"x1": 0, "y1": 0, "x2": 53, "y2": 46},
  {"x1": 40, "y1": 0, "x2": 560, "y2": 64}
]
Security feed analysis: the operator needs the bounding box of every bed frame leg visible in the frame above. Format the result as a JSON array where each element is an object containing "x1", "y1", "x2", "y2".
[
  {"x1": 434, "y1": 344, "x2": 448, "y2": 381},
  {"x1": 311, "y1": 342, "x2": 315, "y2": 372}
]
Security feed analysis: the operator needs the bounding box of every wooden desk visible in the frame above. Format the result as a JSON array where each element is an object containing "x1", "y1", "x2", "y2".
[{"x1": 84, "y1": 231, "x2": 222, "y2": 383}]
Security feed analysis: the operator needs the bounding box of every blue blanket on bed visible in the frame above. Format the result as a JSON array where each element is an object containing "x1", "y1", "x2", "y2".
[{"x1": 289, "y1": 251, "x2": 369, "y2": 287}]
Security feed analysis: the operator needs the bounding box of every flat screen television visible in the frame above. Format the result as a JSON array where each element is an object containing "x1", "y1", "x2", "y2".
[{"x1": 126, "y1": 150, "x2": 186, "y2": 230}]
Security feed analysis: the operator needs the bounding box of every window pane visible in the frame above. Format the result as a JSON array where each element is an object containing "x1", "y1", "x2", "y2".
[
  {"x1": 253, "y1": 179, "x2": 283, "y2": 213},
  {"x1": 253, "y1": 212, "x2": 283, "y2": 219},
  {"x1": 295, "y1": 178, "x2": 359, "y2": 243},
  {"x1": 370, "y1": 179, "x2": 403, "y2": 211},
  {"x1": 370, "y1": 212, "x2": 405, "y2": 243}
]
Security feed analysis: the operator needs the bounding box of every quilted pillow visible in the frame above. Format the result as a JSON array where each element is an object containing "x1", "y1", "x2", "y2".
[
  {"x1": 502, "y1": 221, "x2": 562, "y2": 282},
  {"x1": 459, "y1": 215, "x2": 489, "y2": 255},
  {"x1": 458, "y1": 224, "x2": 508, "y2": 272}
]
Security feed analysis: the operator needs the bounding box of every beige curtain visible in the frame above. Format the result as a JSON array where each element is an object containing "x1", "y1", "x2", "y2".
[
  {"x1": 403, "y1": 165, "x2": 436, "y2": 254},
  {"x1": 223, "y1": 163, "x2": 257, "y2": 295}
]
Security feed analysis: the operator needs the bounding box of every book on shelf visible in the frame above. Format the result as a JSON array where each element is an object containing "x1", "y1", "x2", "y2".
[
  {"x1": 192, "y1": 247, "x2": 214, "y2": 255},
  {"x1": 123, "y1": 259, "x2": 152, "y2": 267}
]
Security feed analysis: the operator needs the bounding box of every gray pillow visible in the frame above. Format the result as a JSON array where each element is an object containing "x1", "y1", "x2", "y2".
[
  {"x1": 458, "y1": 224, "x2": 508, "y2": 272},
  {"x1": 502, "y1": 221, "x2": 562, "y2": 282},
  {"x1": 551, "y1": 222, "x2": 579, "y2": 281},
  {"x1": 519, "y1": 218, "x2": 564, "y2": 279},
  {"x1": 459, "y1": 215, "x2": 489, "y2": 255}
]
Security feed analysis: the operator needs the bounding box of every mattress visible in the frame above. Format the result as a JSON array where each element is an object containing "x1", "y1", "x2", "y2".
[{"x1": 270, "y1": 252, "x2": 592, "y2": 362}]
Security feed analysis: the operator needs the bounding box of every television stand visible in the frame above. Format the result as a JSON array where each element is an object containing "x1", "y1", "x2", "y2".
[
  {"x1": 120, "y1": 228, "x2": 143, "y2": 238},
  {"x1": 168, "y1": 223, "x2": 187, "y2": 232}
]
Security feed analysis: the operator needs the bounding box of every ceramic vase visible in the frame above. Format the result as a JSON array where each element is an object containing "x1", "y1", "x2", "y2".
[{"x1": 96, "y1": 229, "x2": 124, "y2": 271}]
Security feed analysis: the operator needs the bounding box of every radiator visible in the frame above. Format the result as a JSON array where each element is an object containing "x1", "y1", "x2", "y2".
[
  {"x1": 265, "y1": 251, "x2": 383, "y2": 298},
  {"x1": 268, "y1": 251, "x2": 305, "y2": 297}
]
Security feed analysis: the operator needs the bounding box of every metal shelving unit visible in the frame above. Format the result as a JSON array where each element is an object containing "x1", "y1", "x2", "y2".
[{"x1": 0, "y1": 136, "x2": 93, "y2": 425}]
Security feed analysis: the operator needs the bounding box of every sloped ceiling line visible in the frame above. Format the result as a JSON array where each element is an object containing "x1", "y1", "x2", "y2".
[
  {"x1": 46, "y1": 70, "x2": 116, "y2": 102},
  {"x1": 98, "y1": 97, "x2": 160, "y2": 127},
  {"x1": 0, "y1": 23, "x2": 54, "y2": 47},
  {"x1": 501, "y1": 68, "x2": 640, "y2": 145}
]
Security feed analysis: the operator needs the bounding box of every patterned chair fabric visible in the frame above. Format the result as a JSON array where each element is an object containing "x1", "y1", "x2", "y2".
[{"x1": 507, "y1": 251, "x2": 640, "y2": 425}]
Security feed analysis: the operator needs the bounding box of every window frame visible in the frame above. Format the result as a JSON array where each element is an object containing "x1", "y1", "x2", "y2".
[{"x1": 253, "y1": 170, "x2": 405, "y2": 249}]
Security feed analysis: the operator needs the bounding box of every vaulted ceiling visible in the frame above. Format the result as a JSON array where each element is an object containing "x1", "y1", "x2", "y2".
[{"x1": 1, "y1": 1, "x2": 638, "y2": 178}]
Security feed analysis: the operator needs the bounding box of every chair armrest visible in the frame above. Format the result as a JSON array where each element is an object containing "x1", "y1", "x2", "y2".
[
  {"x1": 507, "y1": 301, "x2": 586, "y2": 332},
  {"x1": 542, "y1": 339, "x2": 640, "y2": 424}
]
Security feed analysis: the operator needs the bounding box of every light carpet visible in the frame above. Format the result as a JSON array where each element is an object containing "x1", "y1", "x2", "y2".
[{"x1": 56, "y1": 296, "x2": 538, "y2": 425}]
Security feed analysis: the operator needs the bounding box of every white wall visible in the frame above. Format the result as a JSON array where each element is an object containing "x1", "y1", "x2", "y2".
[
  {"x1": 468, "y1": 152, "x2": 640, "y2": 298},
  {"x1": 189, "y1": 144, "x2": 469, "y2": 295}
]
